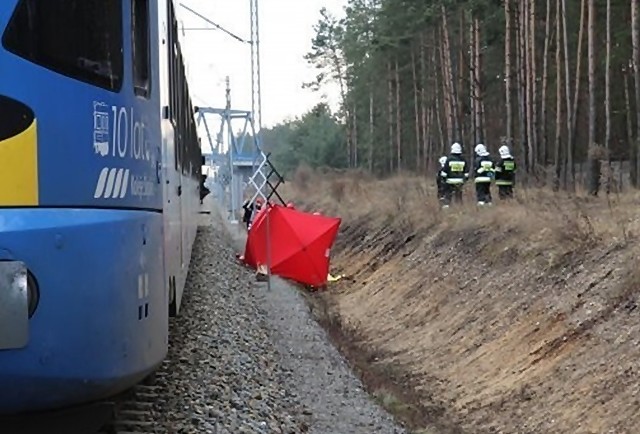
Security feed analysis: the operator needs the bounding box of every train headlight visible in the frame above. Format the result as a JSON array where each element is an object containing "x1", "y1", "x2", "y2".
[
  {"x1": 0, "y1": 260, "x2": 39, "y2": 319},
  {"x1": 27, "y1": 270, "x2": 39, "y2": 318}
]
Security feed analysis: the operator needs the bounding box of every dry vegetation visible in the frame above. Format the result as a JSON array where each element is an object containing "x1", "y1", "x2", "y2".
[{"x1": 284, "y1": 165, "x2": 640, "y2": 434}]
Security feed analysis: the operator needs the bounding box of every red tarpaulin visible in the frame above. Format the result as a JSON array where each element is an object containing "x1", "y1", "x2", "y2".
[{"x1": 243, "y1": 205, "x2": 341, "y2": 287}]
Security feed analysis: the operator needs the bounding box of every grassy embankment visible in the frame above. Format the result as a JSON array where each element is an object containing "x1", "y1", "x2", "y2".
[{"x1": 284, "y1": 167, "x2": 640, "y2": 434}]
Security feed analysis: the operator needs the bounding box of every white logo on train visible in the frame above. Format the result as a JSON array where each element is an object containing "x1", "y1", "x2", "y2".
[
  {"x1": 92, "y1": 101, "x2": 156, "y2": 199},
  {"x1": 93, "y1": 102, "x2": 110, "y2": 156},
  {"x1": 94, "y1": 167, "x2": 130, "y2": 199}
]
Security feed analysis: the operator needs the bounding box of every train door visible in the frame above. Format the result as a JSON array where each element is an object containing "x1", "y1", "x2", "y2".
[
  {"x1": 161, "y1": 122, "x2": 182, "y2": 316},
  {"x1": 173, "y1": 126, "x2": 185, "y2": 314},
  {"x1": 176, "y1": 92, "x2": 186, "y2": 287}
]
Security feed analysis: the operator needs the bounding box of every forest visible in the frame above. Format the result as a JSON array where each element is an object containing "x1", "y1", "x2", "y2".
[
  {"x1": 267, "y1": 2, "x2": 640, "y2": 431},
  {"x1": 262, "y1": 0, "x2": 640, "y2": 194},
  {"x1": 260, "y1": 103, "x2": 348, "y2": 175}
]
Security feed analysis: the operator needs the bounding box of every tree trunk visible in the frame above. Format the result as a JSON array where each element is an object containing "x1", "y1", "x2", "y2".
[
  {"x1": 605, "y1": 0, "x2": 611, "y2": 153},
  {"x1": 569, "y1": 0, "x2": 586, "y2": 189},
  {"x1": 561, "y1": 0, "x2": 573, "y2": 188},
  {"x1": 523, "y1": 0, "x2": 531, "y2": 171},
  {"x1": 632, "y1": 0, "x2": 640, "y2": 186},
  {"x1": 387, "y1": 61, "x2": 394, "y2": 173},
  {"x1": 352, "y1": 102, "x2": 358, "y2": 168},
  {"x1": 504, "y1": 0, "x2": 513, "y2": 143},
  {"x1": 516, "y1": 1, "x2": 528, "y2": 174},
  {"x1": 469, "y1": 15, "x2": 477, "y2": 144},
  {"x1": 529, "y1": 0, "x2": 538, "y2": 173},
  {"x1": 435, "y1": 90, "x2": 445, "y2": 155},
  {"x1": 425, "y1": 107, "x2": 433, "y2": 169},
  {"x1": 540, "y1": 0, "x2": 551, "y2": 168},
  {"x1": 395, "y1": 58, "x2": 401, "y2": 172},
  {"x1": 439, "y1": 29, "x2": 452, "y2": 146},
  {"x1": 624, "y1": 64, "x2": 636, "y2": 187},
  {"x1": 420, "y1": 32, "x2": 429, "y2": 171},
  {"x1": 458, "y1": 10, "x2": 468, "y2": 145},
  {"x1": 604, "y1": 0, "x2": 611, "y2": 192},
  {"x1": 587, "y1": 0, "x2": 600, "y2": 195},
  {"x1": 412, "y1": 47, "x2": 421, "y2": 171},
  {"x1": 554, "y1": 0, "x2": 562, "y2": 190},
  {"x1": 524, "y1": 0, "x2": 534, "y2": 173},
  {"x1": 369, "y1": 89, "x2": 374, "y2": 173},
  {"x1": 442, "y1": 6, "x2": 460, "y2": 142},
  {"x1": 475, "y1": 18, "x2": 483, "y2": 143},
  {"x1": 433, "y1": 29, "x2": 446, "y2": 154}
]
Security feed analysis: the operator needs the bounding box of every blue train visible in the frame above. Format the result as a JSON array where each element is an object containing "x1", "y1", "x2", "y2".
[{"x1": 0, "y1": 0, "x2": 206, "y2": 416}]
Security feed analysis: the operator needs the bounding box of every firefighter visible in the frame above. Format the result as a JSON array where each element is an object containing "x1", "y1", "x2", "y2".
[
  {"x1": 436, "y1": 156, "x2": 448, "y2": 204},
  {"x1": 494, "y1": 145, "x2": 516, "y2": 199},
  {"x1": 441, "y1": 142, "x2": 468, "y2": 207},
  {"x1": 473, "y1": 144, "x2": 494, "y2": 205}
]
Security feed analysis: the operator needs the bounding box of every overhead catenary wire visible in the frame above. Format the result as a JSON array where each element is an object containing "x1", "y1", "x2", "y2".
[{"x1": 179, "y1": 3, "x2": 248, "y2": 44}]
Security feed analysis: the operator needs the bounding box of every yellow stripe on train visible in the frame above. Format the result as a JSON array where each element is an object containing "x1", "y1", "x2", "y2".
[{"x1": 0, "y1": 119, "x2": 39, "y2": 206}]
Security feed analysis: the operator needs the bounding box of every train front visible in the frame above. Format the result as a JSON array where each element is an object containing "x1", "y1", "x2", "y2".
[{"x1": 0, "y1": 0, "x2": 168, "y2": 414}]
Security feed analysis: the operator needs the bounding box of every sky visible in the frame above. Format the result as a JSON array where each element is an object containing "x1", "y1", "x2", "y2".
[{"x1": 175, "y1": 0, "x2": 347, "y2": 147}]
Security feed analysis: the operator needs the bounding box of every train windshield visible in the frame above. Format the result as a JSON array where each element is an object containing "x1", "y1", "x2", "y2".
[{"x1": 2, "y1": 0, "x2": 123, "y2": 92}]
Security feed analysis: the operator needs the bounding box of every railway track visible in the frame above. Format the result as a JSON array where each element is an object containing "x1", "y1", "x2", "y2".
[
  {"x1": 1, "y1": 366, "x2": 171, "y2": 434},
  {"x1": 99, "y1": 362, "x2": 171, "y2": 434}
]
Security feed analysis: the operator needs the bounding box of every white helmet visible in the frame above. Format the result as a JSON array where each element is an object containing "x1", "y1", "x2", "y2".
[
  {"x1": 450, "y1": 142, "x2": 462, "y2": 154},
  {"x1": 499, "y1": 145, "x2": 512, "y2": 158},
  {"x1": 475, "y1": 143, "x2": 490, "y2": 156},
  {"x1": 438, "y1": 156, "x2": 447, "y2": 167}
]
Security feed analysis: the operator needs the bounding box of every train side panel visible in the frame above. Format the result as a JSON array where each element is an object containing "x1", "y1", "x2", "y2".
[
  {"x1": 0, "y1": 209, "x2": 165, "y2": 413},
  {"x1": 179, "y1": 171, "x2": 199, "y2": 294},
  {"x1": 0, "y1": 0, "x2": 204, "y2": 415},
  {"x1": 158, "y1": 0, "x2": 183, "y2": 315},
  {"x1": 0, "y1": 1, "x2": 164, "y2": 211},
  {"x1": 0, "y1": 0, "x2": 171, "y2": 413},
  {"x1": 162, "y1": 0, "x2": 204, "y2": 316}
]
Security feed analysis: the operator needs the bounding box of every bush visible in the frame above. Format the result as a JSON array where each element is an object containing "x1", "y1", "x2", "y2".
[{"x1": 293, "y1": 164, "x2": 313, "y2": 190}]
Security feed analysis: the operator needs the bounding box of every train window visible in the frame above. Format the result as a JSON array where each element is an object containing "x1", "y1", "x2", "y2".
[
  {"x1": 2, "y1": 0, "x2": 123, "y2": 92},
  {"x1": 132, "y1": 0, "x2": 150, "y2": 98}
]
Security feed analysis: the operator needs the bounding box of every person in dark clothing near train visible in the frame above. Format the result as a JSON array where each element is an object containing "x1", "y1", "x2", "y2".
[
  {"x1": 241, "y1": 197, "x2": 263, "y2": 229},
  {"x1": 473, "y1": 143, "x2": 494, "y2": 205},
  {"x1": 436, "y1": 156, "x2": 448, "y2": 205},
  {"x1": 241, "y1": 199, "x2": 254, "y2": 229},
  {"x1": 440, "y1": 142, "x2": 468, "y2": 207},
  {"x1": 494, "y1": 145, "x2": 516, "y2": 199}
]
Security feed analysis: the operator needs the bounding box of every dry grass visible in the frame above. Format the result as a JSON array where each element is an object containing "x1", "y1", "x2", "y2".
[
  {"x1": 285, "y1": 168, "x2": 640, "y2": 434},
  {"x1": 285, "y1": 170, "x2": 639, "y2": 247}
]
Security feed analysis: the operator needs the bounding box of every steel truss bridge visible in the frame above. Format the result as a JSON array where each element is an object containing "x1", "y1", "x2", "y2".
[{"x1": 180, "y1": 0, "x2": 283, "y2": 223}]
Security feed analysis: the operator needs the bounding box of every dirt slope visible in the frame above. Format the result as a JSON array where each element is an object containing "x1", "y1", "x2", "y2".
[{"x1": 285, "y1": 169, "x2": 640, "y2": 434}]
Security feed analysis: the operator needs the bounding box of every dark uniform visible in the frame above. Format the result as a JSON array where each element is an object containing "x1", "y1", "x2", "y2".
[
  {"x1": 495, "y1": 156, "x2": 516, "y2": 199},
  {"x1": 442, "y1": 154, "x2": 468, "y2": 205},
  {"x1": 473, "y1": 154, "x2": 494, "y2": 204}
]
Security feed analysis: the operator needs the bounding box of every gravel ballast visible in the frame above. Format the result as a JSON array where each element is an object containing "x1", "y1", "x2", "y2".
[{"x1": 150, "y1": 207, "x2": 407, "y2": 433}]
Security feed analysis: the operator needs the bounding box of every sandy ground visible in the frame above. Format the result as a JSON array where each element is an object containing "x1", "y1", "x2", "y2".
[{"x1": 283, "y1": 172, "x2": 640, "y2": 434}]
